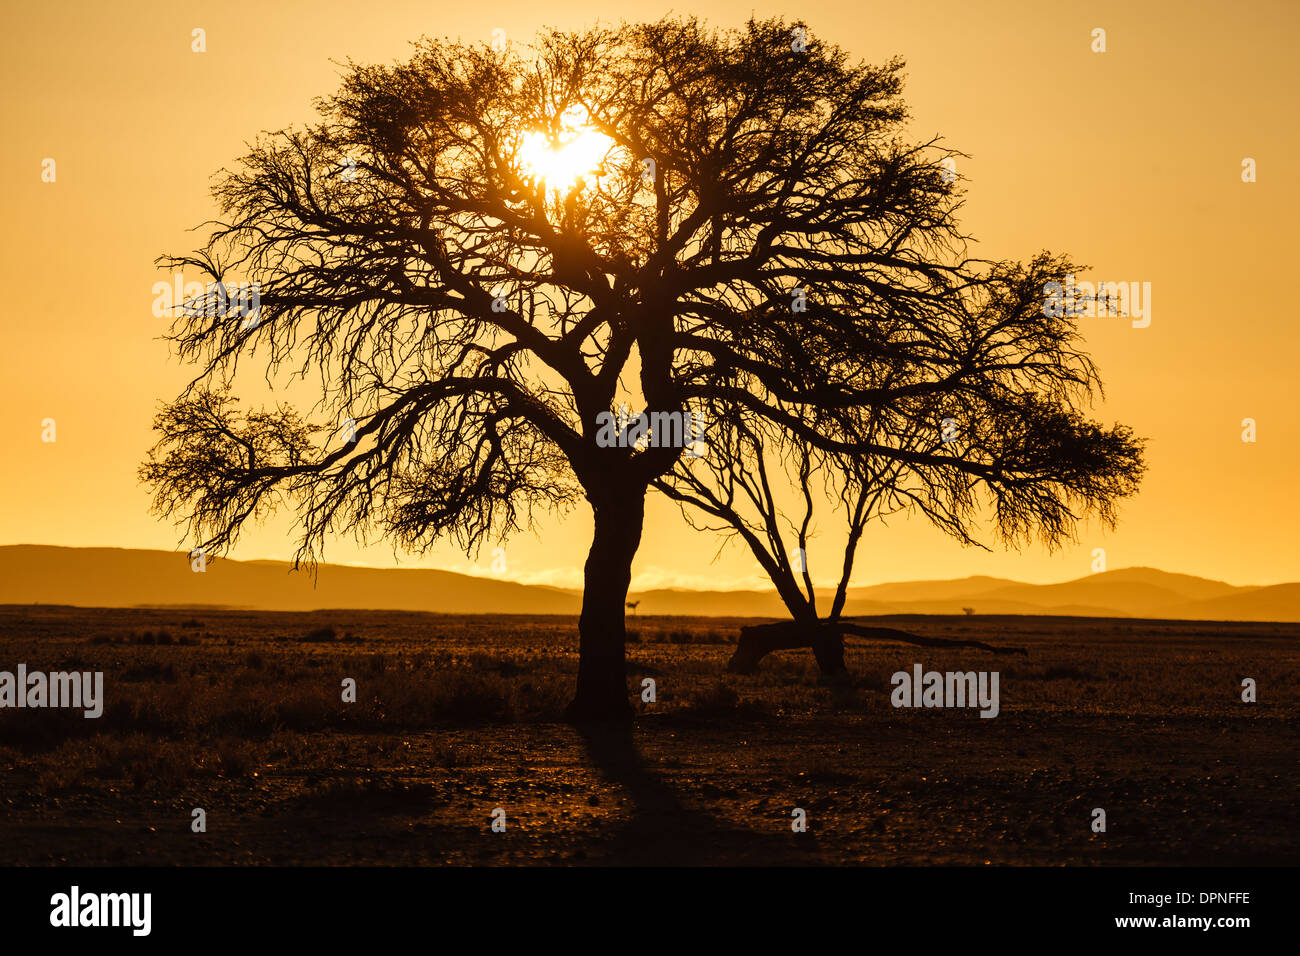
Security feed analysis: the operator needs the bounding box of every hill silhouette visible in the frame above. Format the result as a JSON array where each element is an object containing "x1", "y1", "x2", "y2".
[
  {"x1": 0, "y1": 545, "x2": 579, "y2": 615},
  {"x1": 0, "y1": 546, "x2": 1295, "y2": 622}
]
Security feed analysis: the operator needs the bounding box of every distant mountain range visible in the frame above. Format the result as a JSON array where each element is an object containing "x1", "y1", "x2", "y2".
[{"x1": 1, "y1": 545, "x2": 1297, "y2": 622}]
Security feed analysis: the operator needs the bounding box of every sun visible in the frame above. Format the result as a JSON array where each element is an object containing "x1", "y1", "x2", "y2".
[{"x1": 518, "y1": 107, "x2": 614, "y2": 193}]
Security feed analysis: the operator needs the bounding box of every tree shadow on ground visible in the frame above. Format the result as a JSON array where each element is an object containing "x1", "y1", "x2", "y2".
[{"x1": 574, "y1": 720, "x2": 816, "y2": 866}]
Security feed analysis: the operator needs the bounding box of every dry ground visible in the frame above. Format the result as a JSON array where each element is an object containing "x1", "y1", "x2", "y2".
[{"x1": 0, "y1": 605, "x2": 1295, "y2": 865}]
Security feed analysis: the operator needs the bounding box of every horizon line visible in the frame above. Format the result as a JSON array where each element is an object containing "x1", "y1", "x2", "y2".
[{"x1": 1, "y1": 542, "x2": 1292, "y2": 591}]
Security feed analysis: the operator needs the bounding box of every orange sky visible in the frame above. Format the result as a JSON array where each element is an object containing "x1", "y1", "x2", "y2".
[{"x1": 1, "y1": 0, "x2": 1297, "y2": 590}]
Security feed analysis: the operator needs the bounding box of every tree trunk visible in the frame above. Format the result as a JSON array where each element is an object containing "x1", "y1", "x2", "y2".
[
  {"x1": 565, "y1": 489, "x2": 646, "y2": 722},
  {"x1": 727, "y1": 620, "x2": 847, "y2": 677},
  {"x1": 811, "y1": 629, "x2": 847, "y2": 676}
]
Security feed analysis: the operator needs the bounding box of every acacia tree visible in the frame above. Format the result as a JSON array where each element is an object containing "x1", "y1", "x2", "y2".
[
  {"x1": 142, "y1": 17, "x2": 1141, "y2": 721},
  {"x1": 655, "y1": 255, "x2": 1144, "y2": 675}
]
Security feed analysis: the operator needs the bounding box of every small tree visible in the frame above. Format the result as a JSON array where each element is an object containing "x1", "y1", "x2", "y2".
[{"x1": 655, "y1": 255, "x2": 1145, "y2": 672}]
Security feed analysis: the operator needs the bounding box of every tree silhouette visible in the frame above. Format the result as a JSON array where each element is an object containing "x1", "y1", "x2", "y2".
[
  {"x1": 142, "y1": 16, "x2": 1142, "y2": 721},
  {"x1": 656, "y1": 253, "x2": 1143, "y2": 674}
]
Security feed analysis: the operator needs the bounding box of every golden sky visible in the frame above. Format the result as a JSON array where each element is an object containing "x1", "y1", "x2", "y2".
[{"x1": 1, "y1": 0, "x2": 1297, "y2": 590}]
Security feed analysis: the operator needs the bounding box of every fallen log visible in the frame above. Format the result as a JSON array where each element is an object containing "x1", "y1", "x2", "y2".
[
  {"x1": 838, "y1": 622, "x2": 1029, "y2": 657},
  {"x1": 727, "y1": 621, "x2": 846, "y2": 675},
  {"x1": 727, "y1": 618, "x2": 1027, "y2": 674}
]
